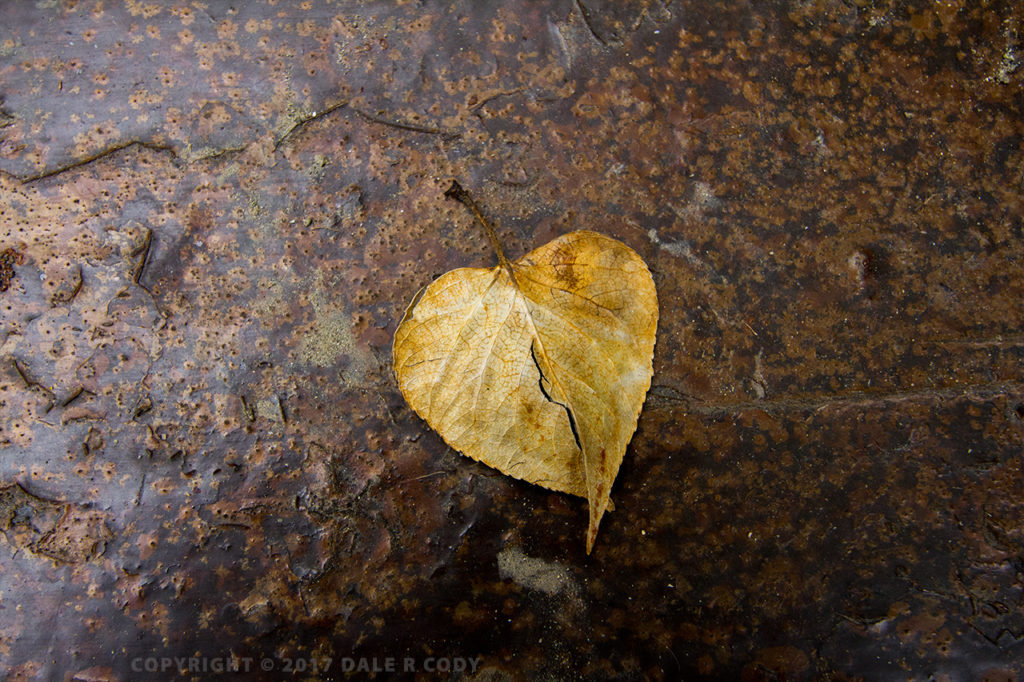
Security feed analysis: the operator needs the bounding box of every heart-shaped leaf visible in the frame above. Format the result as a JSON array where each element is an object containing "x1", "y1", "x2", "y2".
[{"x1": 393, "y1": 183, "x2": 658, "y2": 553}]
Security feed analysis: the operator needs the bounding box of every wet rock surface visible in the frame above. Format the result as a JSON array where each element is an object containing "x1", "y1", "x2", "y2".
[{"x1": 0, "y1": 1, "x2": 1022, "y2": 679}]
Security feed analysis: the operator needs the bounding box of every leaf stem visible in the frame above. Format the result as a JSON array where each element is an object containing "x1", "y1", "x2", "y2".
[{"x1": 444, "y1": 180, "x2": 513, "y2": 273}]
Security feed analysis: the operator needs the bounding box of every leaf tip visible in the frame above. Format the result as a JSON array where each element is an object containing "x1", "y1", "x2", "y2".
[{"x1": 585, "y1": 495, "x2": 610, "y2": 555}]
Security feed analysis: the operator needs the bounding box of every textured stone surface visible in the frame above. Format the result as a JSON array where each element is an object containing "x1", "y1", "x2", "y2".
[{"x1": 0, "y1": 0, "x2": 1022, "y2": 680}]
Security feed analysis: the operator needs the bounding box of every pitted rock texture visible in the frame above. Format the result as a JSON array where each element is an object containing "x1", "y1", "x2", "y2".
[{"x1": 0, "y1": 1, "x2": 1022, "y2": 680}]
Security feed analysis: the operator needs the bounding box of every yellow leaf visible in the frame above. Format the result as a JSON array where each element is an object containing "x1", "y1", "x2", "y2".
[{"x1": 392, "y1": 184, "x2": 658, "y2": 553}]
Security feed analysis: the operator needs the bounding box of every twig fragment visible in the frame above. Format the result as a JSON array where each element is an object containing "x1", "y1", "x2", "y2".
[{"x1": 353, "y1": 107, "x2": 460, "y2": 140}]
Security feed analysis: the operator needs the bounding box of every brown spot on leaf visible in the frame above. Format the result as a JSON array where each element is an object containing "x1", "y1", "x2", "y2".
[{"x1": 549, "y1": 242, "x2": 580, "y2": 289}]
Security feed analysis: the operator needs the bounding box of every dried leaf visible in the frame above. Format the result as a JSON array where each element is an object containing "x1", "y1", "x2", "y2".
[{"x1": 393, "y1": 185, "x2": 657, "y2": 553}]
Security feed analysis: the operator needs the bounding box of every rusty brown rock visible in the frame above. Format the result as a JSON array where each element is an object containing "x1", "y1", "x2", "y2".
[{"x1": 0, "y1": 0, "x2": 1022, "y2": 680}]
